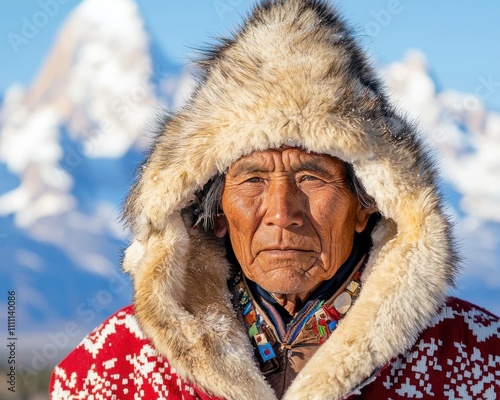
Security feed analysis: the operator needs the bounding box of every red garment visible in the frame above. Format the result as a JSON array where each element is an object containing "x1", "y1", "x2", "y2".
[
  {"x1": 50, "y1": 297, "x2": 500, "y2": 399},
  {"x1": 49, "y1": 305, "x2": 220, "y2": 400},
  {"x1": 350, "y1": 297, "x2": 500, "y2": 399}
]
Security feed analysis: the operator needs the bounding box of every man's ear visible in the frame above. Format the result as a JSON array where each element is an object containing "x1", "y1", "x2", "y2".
[
  {"x1": 355, "y1": 206, "x2": 375, "y2": 233},
  {"x1": 214, "y1": 214, "x2": 228, "y2": 238}
]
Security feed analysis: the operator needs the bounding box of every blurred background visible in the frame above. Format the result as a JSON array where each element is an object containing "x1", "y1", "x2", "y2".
[{"x1": 1, "y1": 0, "x2": 499, "y2": 398}]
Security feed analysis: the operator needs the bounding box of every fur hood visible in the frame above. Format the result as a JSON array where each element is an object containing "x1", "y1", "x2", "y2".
[{"x1": 122, "y1": 1, "x2": 458, "y2": 399}]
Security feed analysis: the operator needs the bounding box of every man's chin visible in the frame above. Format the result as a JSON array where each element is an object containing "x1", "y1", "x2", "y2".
[{"x1": 252, "y1": 268, "x2": 319, "y2": 295}]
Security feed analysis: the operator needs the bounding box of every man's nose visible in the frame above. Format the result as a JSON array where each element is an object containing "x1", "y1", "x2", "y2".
[{"x1": 262, "y1": 179, "x2": 304, "y2": 229}]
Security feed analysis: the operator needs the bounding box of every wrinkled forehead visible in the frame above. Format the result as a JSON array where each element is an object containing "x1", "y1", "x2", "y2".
[{"x1": 226, "y1": 146, "x2": 347, "y2": 177}]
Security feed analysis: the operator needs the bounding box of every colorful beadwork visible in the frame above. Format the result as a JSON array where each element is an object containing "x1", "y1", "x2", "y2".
[
  {"x1": 232, "y1": 267, "x2": 364, "y2": 360},
  {"x1": 310, "y1": 272, "x2": 363, "y2": 343},
  {"x1": 233, "y1": 272, "x2": 277, "y2": 364}
]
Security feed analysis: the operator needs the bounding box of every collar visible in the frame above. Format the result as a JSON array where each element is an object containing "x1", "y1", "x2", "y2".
[
  {"x1": 230, "y1": 248, "x2": 367, "y2": 371},
  {"x1": 246, "y1": 230, "x2": 370, "y2": 328}
]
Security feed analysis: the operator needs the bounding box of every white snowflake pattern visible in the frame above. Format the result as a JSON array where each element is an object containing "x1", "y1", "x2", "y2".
[{"x1": 382, "y1": 304, "x2": 500, "y2": 399}]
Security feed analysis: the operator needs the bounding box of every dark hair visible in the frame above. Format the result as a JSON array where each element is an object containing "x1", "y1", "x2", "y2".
[
  {"x1": 194, "y1": 174, "x2": 226, "y2": 231},
  {"x1": 194, "y1": 162, "x2": 376, "y2": 232},
  {"x1": 343, "y1": 163, "x2": 377, "y2": 210}
]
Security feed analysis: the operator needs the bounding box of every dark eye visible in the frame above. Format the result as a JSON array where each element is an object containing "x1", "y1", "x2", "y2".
[
  {"x1": 246, "y1": 177, "x2": 263, "y2": 183},
  {"x1": 299, "y1": 175, "x2": 319, "y2": 182}
]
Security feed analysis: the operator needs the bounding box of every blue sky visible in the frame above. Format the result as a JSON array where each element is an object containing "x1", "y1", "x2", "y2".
[{"x1": 1, "y1": 1, "x2": 500, "y2": 110}]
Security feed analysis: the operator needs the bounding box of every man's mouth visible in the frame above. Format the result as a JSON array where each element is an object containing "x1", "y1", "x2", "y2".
[{"x1": 259, "y1": 247, "x2": 313, "y2": 255}]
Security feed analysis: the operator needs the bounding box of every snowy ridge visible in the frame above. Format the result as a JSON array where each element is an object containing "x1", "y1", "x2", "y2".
[
  {"x1": 0, "y1": 0, "x2": 155, "y2": 232},
  {"x1": 0, "y1": 0, "x2": 186, "y2": 338}
]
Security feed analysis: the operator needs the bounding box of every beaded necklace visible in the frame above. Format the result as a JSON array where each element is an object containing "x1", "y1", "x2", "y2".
[{"x1": 231, "y1": 266, "x2": 364, "y2": 368}]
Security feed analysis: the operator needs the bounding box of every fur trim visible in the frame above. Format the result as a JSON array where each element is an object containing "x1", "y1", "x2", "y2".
[{"x1": 122, "y1": 1, "x2": 458, "y2": 399}]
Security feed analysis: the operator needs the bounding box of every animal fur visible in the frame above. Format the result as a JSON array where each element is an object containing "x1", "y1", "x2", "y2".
[{"x1": 122, "y1": 0, "x2": 458, "y2": 398}]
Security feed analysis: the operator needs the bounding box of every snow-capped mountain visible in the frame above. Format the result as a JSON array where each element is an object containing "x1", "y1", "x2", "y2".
[
  {"x1": 0, "y1": 0, "x2": 195, "y2": 349},
  {"x1": 0, "y1": 0, "x2": 498, "y2": 365}
]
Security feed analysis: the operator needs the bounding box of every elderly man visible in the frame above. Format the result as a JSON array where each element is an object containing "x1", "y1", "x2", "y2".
[{"x1": 50, "y1": 0, "x2": 500, "y2": 399}]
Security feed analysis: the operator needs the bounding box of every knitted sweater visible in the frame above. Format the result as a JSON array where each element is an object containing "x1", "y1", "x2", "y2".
[{"x1": 50, "y1": 297, "x2": 500, "y2": 399}]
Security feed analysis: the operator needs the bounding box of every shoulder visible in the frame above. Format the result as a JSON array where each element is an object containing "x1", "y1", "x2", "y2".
[
  {"x1": 52, "y1": 305, "x2": 148, "y2": 376},
  {"x1": 49, "y1": 306, "x2": 211, "y2": 399},
  {"x1": 415, "y1": 296, "x2": 500, "y2": 370},
  {"x1": 427, "y1": 296, "x2": 500, "y2": 344},
  {"x1": 356, "y1": 297, "x2": 500, "y2": 398}
]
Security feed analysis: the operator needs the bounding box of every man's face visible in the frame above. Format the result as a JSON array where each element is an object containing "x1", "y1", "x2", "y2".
[{"x1": 216, "y1": 147, "x2": 372, "y2": 295}]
